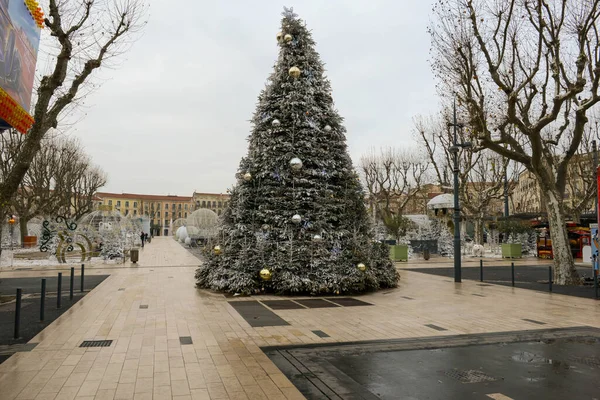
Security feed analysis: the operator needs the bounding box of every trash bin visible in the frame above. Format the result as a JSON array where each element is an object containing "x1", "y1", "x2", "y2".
[
  {"x1": 147, "y1": 236, "x2": 151, "y2": 244},
  {"x1": 423, "y1": 249, "x2": 430, "y2": 260},
  {"x1": 130, "y1": 248, "x2": 139, "y2": 263}
]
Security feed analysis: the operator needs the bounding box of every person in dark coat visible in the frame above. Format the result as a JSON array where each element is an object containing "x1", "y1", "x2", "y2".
[{"x1": 140, "y1": 231, "x2": 145, "y2": 248}]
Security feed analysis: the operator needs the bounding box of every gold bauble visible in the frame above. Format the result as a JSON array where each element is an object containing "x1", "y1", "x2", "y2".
[
  {"x1": 284, "y1": 33, "x2": 293, "y2": 42},
  {"x1": 259, "y1": 268, "x2": 272, "y2": 281},
  {"x1": 357, "y1": 263, "x2": 367, "y2": 272},
  {"x1": 243, "y1": 172, "x2": 252, "y2": 181},
  {"x1": 214, "y1": 245, "x2": 222, "y2": 255},
  {"x1": 276, "y1": 31, "x2": 283, "y2": 42},
  {"x1": 288, "y1": 66, "x2": 301, "y2": 78}
]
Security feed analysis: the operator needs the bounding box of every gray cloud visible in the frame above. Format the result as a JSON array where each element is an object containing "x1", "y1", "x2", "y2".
[{"x1": 70, "y1": 0, "x2": 438, "y2": 195}]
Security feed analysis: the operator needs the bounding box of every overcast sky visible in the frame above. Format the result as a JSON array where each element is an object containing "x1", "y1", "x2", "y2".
[{"x1": 68, "y1": 0, "x2": 439, "y2": 196}]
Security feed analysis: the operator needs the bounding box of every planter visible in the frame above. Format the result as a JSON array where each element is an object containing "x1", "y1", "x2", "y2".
[
  {"x1": 502, "y1": 243, "x2": 522, "y2": 258},
  {"x1": 23, "y1": 235, "x2": 37, "y2": 248},
  {"x1": 390, "y1": 244, "x2": 408, "y2": 261}
]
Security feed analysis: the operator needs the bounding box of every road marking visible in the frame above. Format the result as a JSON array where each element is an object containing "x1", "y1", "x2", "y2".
[{"x1": 487, "y1": 394, "x2": 514, "y2": 400}]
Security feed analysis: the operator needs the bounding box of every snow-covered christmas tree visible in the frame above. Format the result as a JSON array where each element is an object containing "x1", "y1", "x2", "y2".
[{"x1": 195, "y1": 8, "x2": 399, "y2": 295}]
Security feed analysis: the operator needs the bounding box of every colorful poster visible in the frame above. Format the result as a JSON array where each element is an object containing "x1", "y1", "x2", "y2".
[{"x1": 0, "y1": 0, "x2": 41, "y2": 131}]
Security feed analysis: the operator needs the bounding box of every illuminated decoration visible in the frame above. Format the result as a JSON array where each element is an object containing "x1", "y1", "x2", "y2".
[
  {"x1": 357, "y1": 263, "x2": 367, "y2": 272},
  {"x1": 214, "y1": 245, "x2": 222, "y2": 255},
  {"x1": 8, "y1": 216, "x2": 16, "y2": 224},
  {"x1": 288, "y1": 66, "x2": 301, "y2": 78},
  {"x1": 0, "y1": 0, "x2": 42, "y2": 133},
  {"x1": 24, "y1": 0, "x2": 45, "y2": 28},
  {"x1": 259, "y1": 268, "x2": 272, "y2": 281},
  {"x1": 0, "y1": 88, "x2": 34, "y2": 133}
]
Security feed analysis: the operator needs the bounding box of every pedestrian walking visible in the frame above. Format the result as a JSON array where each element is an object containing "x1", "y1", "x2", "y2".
[{"x1": 140, "y1": 231, "x2": 145, "y2": 248}]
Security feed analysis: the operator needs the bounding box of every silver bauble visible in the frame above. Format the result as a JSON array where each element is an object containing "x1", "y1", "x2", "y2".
[
  {"x1": 289, "y1": 66, "x2": 301, "y2": 78},
  {"x1": 284, "y1": 33, "x2": 293, "y2": 42},
  {"x1": 261, "y1": 224, "x2": 270, "y2": 231},
  {"x1": 276, "y1": 31, "x2": 283, "y2": 42},
  {"x1": 292, "y1": 214, "x2": 301, "y2": 224},
  {"x1": 312, "y1": 234, "x2": 323, "y2": 242},
  {"x1": 243, "y1": 172, "x2": 252, "y2": 181},
  {"x1": 324, "y1": 125, "x2": 332, "y2": 132},
  {"x1": 272, "y1": 119, "x2": 281, "y2": 127},
  {"x1": 290, "y1": 157, "x2": 303, "y2": 170}
]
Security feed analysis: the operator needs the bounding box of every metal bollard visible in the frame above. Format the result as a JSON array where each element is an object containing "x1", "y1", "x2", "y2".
[
  {"x1": 480, "y1": 259, "x2": 483, "y2": 282},
  {"x1": 14, "y1": 288, "x2": 22, "y2": 339},
  {"x1": 548, "y1": 266, "x2": 553, "y2": 292},
  {"x1": 81, "y1": 264, "x2": 85, "y2": 293},
  {"x1": 40, "y1": 279, "x2": 46, "y2": 321},
  {"x1": 70, "y1": 267, "x2": 74, "y2": 300},
  {"x1": 57, "y1": 272, "x2": 62, "y2": 309},
  {"x1": 511, "y1": 262, "x2": 515, "y2": 287}
]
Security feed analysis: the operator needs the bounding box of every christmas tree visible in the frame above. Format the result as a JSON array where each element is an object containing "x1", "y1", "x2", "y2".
[{"x1": 195, "y1": 8, "x2": 399, "y2": 295}]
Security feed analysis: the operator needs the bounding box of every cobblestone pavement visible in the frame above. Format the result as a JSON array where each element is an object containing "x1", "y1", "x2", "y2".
[{"x1": 0, "y1": 237, "x2": 598, "y2": 399}]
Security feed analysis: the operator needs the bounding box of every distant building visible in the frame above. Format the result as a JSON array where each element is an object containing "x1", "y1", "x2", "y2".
[{"x1": 191, "y1": 192, "x2": 230, "y2": 215}]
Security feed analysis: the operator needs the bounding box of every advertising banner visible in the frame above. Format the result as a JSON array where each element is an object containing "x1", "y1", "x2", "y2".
[{"x1": 0, "y1": 0, "x2": 42, "y2": 133}]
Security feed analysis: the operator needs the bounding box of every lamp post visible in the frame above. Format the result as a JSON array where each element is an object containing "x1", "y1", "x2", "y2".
[
  {"x1": 8, "y1": 215, "x2": 16, "y2": 268},
  {"x1": 447, "y1": 100, "x2": 471, "y2": 283}
]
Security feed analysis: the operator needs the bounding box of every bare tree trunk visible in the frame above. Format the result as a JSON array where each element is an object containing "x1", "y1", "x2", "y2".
[
  {"x1": 473, "y1": 217, "x2": 484, "y2": 245},
  {"x1": 19, "y1": 218, "x2": 28, "y2": 248},
  {"x1": 544, "y1": 188, "x2": 580, "y2": 285}
]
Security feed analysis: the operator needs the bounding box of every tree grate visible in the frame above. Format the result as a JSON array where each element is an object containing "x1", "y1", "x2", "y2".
[
  {"x1": 118, "y1": 288, "x2": 125, "y2": 291},
  {"x1": 80, "y1": 340, "x2": 113, "y2": 348},
  {"x1": 569, "y1": 356, "x2": 600, "y2": 368},
  {"x1": 139, "y1": 305, "x2": 148, "y2": 309},
  {"x1": 444, "y1": 369, "x2": 497, "y2": 383}
]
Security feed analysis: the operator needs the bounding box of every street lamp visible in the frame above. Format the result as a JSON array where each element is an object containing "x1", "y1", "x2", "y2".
[
  {"x1": 8, "y1": 215, "x2": 16, "y2": 268},
  {"x1": 447, "y1": 100, "x2": 471, "y2": 283}
]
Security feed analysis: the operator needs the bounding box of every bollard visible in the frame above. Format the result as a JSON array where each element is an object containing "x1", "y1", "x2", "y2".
[
  {"x1": 595, "y1": 270, "x2": 598, "y2": 300},
  {"x1": 480, "y1": 259, "x2": 483, "y2": 282},
  {"x1": 81, "y1": 264, "x2": 85, "y2": 293},
  {"x1": 40, "y1": 279, "x2": 46, "y2": 321},
  {"x1": 511, "y1": 262, "x2": 515, "y2": 287},
  {"x1": 548, "y1": 266, "x2": 553, "y2": 292},
  {"x1": 70, "y1": 267, "x2": 74, "y2": 300},
  {"x1": 57, "y1": 272, "x2": 62, "y2": 309},
  {"x1": 14, "y1": 288, "x2": 22, "y2": 339}
]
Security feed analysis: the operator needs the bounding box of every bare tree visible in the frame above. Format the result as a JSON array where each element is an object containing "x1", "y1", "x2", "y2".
[
  {"x1": 429, "y1": 0, "x2": 600, "y2": 284},
  {"x1": 360, "y1": 147, "x2": 430, "y2": 240},
  {"x1": 0, "y1": 0, "x2": 146, "y2": 230},
  {"x1": 415, "y1": 110, "x2": 511, "y2": 245}
]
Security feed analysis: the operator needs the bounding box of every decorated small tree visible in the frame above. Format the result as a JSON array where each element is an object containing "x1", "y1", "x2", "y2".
[{"x1": 195, "y1": 8, "x2": 398, "y2": 295}]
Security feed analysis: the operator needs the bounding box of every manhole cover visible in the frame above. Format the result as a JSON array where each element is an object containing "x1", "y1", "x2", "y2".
[
  {"x1": 569, "y1": 356, "x2": 600, "y2": 368},
  {"x1": 444, "y1": 369, "x2": 497, "y2": 383}
]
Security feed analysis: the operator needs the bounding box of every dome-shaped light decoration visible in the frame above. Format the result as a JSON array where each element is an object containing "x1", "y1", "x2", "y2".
[
  {"x1": 276, "y1": 31, "x2": 283, "y2": 42},
  {"x1": 272, "y1": 119, "x2": 281, "y2": 127},
  {"x1": 290, "y1": 157, "x2": 303, "y2": 171},
  {"x1": 291, "y1": 214, "x2": 301, "y2": 224},
  {"x1": 324, "y1": 125, "x2": 332, "y2": 132},
  {"x1": 289, "y1": 66, "x2": 301, "y2": 78},
  {"x1": 284, "y1": 33, "x2": 293, "y2": 42},
  {"x1": 312, "y1": 234, "x2": 323, "y2": 242},
  {"x1": 259, "y1": 268, "x2": 272, "y2": 281},
  {"x1": 243, "y1": 172, "x2": 252, "y2": 181},
  {"x1": 357, "y1": 263, "x2": 367, "y2": 272},
  {"x1": 214, "y1": 245, "x2": 222, "y2": 255}
]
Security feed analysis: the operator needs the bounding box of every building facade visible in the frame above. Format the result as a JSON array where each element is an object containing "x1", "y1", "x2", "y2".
[{"x1": 191, "y1": 192, "x2": 230, "y2": 215}]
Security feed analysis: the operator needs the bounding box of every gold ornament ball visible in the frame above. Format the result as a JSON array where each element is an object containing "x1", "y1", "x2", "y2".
[
  {"x1": 243, "y1": 172, "x2": 252, "y2": 181},
  {"x1": 284, "y1": 33, "x2": 293, "y2": 42},
  {"x1": 259, "y1": 268, "x2": 272, "y2": 281},
  {"x1": 357, "y1": 263, "x2": 367, "y2": 272},
  {"x1": 289, "y1": 66, "x2": 301, "y2": 78},
  {"x1": 214, "y1": 245, "x2": 222, "y2": 255},
  {"x1": 276, "y1": 31, "x2": 283, "y2": 42}
]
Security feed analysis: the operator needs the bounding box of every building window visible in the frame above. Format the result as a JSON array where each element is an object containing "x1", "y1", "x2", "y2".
[
  {"x1": 165, "y1": 219, "x2": 169, "y2": 226},
  {"x1": 185, "y1": 212, "x2": 187, "y2": 218},
  {"x1": 125, "y1": 201, "x2": 129, "y2": 208},
  {"x1": 202, "y1": 201, "x2": 206, "y2": 207},
  {"x1": 218, "y1": 209, "x2": 221, "y2": 216},
  {"x1": 125, "y1": 210, "x2": 129, "y2": 216},
  {"x1": 178, "y1": 204, "x2": 181, "y2": 210},
  {"x1": 178, "y1": 212, "x2": 181, "y2": 218},
  {"x1": 108, "y1": 200, "x2": 113, "y2": 206},
  {"x1": 134, "y1": 210, "x2": 137, "y2": 216},
  {"x1": 185, "y1": 204, "x2": 188, "y2": 210},
  {"x1": 218, "y1": 201, "x2": 222, "y2": 208},
  {"x1": 117, "y1": 200, "x2": 121, "y2": 207},
  {"x1": 158, "y1": 203, "x2": 161, "y2": 209},
  {"x1": 213, "y1": 201, "x2": 217, "y2": 208},
  {"x1": 172, "y1": 204, "x2": 175, "y2": 209},
  {"x1": 134, "y1": 202, "x2": 137, "y2": 208},
  {"x1": 157, "y1": 211, "x2": 161, "y2": 217},
  {"x1": 224, "y1": 201, "x2": 228, "y2": 207},
  {"x1": 165, "y1": 211, "x2": 169, "y2": 218}
]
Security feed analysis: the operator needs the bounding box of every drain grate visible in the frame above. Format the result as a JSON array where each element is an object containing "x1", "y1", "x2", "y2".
[
  {"x1": 444, "y1": 369, "x2": 497, "y2": 383},
  {"x1": 425, "y1": 324, "x2": 447, "y2": 332},
  {"x1": 80, "y1": 340, "x2": 113, "y2": 348},
  {"x1": 118, "y1": 288, "x2": 125, "y2": 291},
  {"x1": 569, "y1": 356, "x2": 600, "y2": 368},
  {"x1": 139, "y1": 305, "x2": 148, "y2": 309},
  {"x1": 522, "y1": 318, "x2": 546, "y2": 325},
  {"x1": 312, "y1": 330, "x2": 330, "y2": 338}
]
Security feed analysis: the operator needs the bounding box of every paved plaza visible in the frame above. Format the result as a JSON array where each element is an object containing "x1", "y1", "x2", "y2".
[{"x1": 0, "y1": 238, "x2": 599, "y2": 399}]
